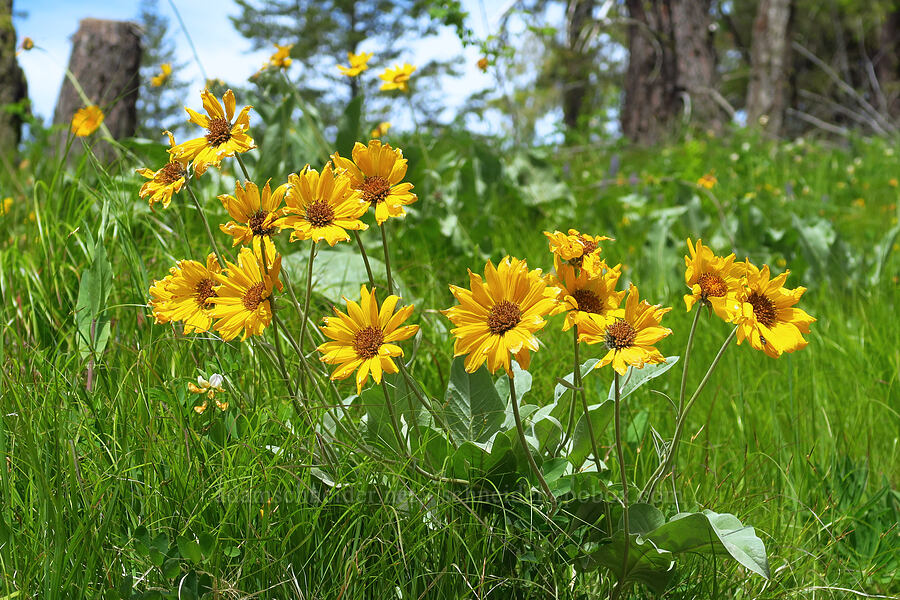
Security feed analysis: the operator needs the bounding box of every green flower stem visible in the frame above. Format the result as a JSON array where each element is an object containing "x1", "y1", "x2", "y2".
[
  {"x1": 234, "y1": 153, "x2": 252, "y2": 182},
  {"x1": 679, "y1": 305, "x2": 703, "y2": 414},
  {"x1": 574, "y1": 326, "x2": 604, "y2": 474},
  {"x1": 353, "y1": 230, "x2": 376, "y2": 288},
  {"x1": 184, "y1": 180, "x2": 225, "y2": 268},
  {"x1": 611, "y1": 371, "x2": 630, "y2": 600},
  {"x1": 509, "y1": 369, "x2": 557, "y2": 511},
  {"x1": 640, "y1": 325, "x2": 737, "y2": 502},
  {"x1": 560, "y1": 327, "x2": 579, "y2": 450},
  {"x1": 297, "y1": 241, "x2": 317, "y2": 359},
  {"x1": 379, "y1": 223, "x2": 395, "y2": 296},
  {"x1": 381, "y1": 379, "x2": 407, "y2": 452}
]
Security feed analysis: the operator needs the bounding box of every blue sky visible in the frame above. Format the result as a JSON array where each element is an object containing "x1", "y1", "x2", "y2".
[{"x1": 13, "y1": 0, "x2": 502, "y2": 130}]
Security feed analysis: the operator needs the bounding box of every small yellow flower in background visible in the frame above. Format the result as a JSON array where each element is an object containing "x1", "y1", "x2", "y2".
[
  {"x1": 443, "y1": 257, "x2": 559, "y2": 375},
  {"x1": 337, "y1": 51, "x2": 373, "y2": 77},
  {"x1": 209, "y1": 247, "x2": 283, "y2": 342},
  {"x1": 852, "y1": 198, "x2": 866, "y2": 208},
  {"x1": 331, "y1": 140, "x2": 417, "y2": 225},
  {"x1": 683, "y1": 238, "x2": 744, "y2": 321},
  {"x1": 370, "y1": 121, "x2": 391, "y2": 138},
  {"x1": 71, "y1": 105, "x2": 104, "y2": 137},
  {"x1": 379, "y1": 63, "x2": 416, "y2": 92},
  {"x1": 169, "y1": 89, "x2": 255, "y2": 176},
  {"x1": 136, "y1": 131, "x2": 190, "y2": 210},
  {"x1": 1, "y1": 197, "x2": 12, "y2": 215},
  {"x1": 28, "y1": 210, "x2": 36, "y2": 222},
  {"x1": 278, "y1": 164, "x2": 368, "y2": 245},
  {"x1": 476, "y1": 57, "x2": 489, "y2": 71},
  {"x1": 544, "y1": 229, "x2": 612, "y2": 270},
  {"x1": 189, "y1": 373, "x2": 228, "y2": 413},
  {"x1": 578, "y1": 285, "x2": 672, "y2": 376},
  {"x1": 266, "y1": 43, "x2": 293, "y2": 70},
  {"x1": 149, "y1": 253, "x2": 221, "y2": 334},
  {"x1": 889, "y1": 178, "x2": 898, "y2": 188},
  {"x1": 733, "y1": 262, "x2": 815, "y2": 359},
  {"x1": 697, "y1": 172, "x2": 717, "y2": 189},
  {"x1": 318, "y1": 285, "x2": 419, "y2": 393},
  {"x1": 219, "y1": 179, "x2": 288, "y2": 258},
  {"x1": 151, "y1": 63, "x2": 172, "y2": 87},
  {"x1": 546, "y1": 257, "x2": 626, "y2": 331}
]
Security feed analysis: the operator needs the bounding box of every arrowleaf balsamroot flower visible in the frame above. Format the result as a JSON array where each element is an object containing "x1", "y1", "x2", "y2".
[
  {"x1": 578, "y1": 284, "x2": 672, "y2": 376},
  {"x1": 547, "y1": 256, "x2": 626, "y2": 331},
  {"x1": 266, "y1": 44, "x2": 293, "y2": 70},
  {"x1": 337, "y1": 51, "x2": 372, "y2": 77},
  {"x1": 683, "y1": 238, "x2": 744, "y2": 321},
  {"x1": 318, "y1": 285, "x2": 419, "y2": 393},
  {"x1": 209, "y1": 247, "x2": 283, "y2": 341},
  {"x1": 379, "y1": 63, "x2": 415, "y2": 92},
  {"x1": 544, "y1": 229, "x2": 612, "y2": 271},
  {"x1": 443, "y1": 257, "x2": 559, "y2": 375},
  {"x1": 733, "y1": 262, "x2": 815, "y2": 358},
  {"x1": 71, "y1": 106, "x2": 104, "y2": 137},
  {"x1": 331, "y1": 140, "x2": 417, "y2": 225},
  {"x1": 219, "y1": 179, "x2": 288, "y2": 258},
  {"x1": 277, "y1": 164, "x2": 368, "y2": 245},
  {"x1": 136, "y1": 131, "x2": 190, "y2": 210},
  {"x1": 148, "y1": 253, "x2": 221, "y2": 334},
  {"x1": 169, "y1": 89, "x2": 254, "y2": 176}
]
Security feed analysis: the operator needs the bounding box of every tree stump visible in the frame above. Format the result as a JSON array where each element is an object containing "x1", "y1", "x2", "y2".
[
  {"x1": 0, "y1": 0, "x2": 28, "y2": 163},
  {"x1": 53, "y1": 18, "x2": 142, "y2": 160}
]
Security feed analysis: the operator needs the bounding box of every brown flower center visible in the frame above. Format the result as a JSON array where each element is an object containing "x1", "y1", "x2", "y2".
[
  {"x1": 248, "y1": 210, "x2": 276, "y2": 237},
  {"x1": 242, "y1": 282, "x2": 267, "y2": 311},
  {"x1": 194, "y1": 278, "x2": 216, "y2": 309},
  {"x1": 361, "y1": 176, "x2": 390, "y2": 205},
  {"x1": 305, "y1": 200, "x2": 335, "y2": 228},
  {"x1": 487, "y1": 300, "x2": 522, "y2": 335},
  {"x1": 698, "y1": 272, "x2": 728, "y2": 298},
  {"x1": 206, "y1": 117, "x2": 232, "y2": 147},
  {"x1": 572, "y1": 288, "x2": 602, "y2": 314},
  {"x1": 747, "y1": 291, "x2": 776, "y2": 327},
  {"x1": 353, "y1": 326, "x2": 384, "y2": 359},
  {"x1": 156, "y1": 161, "x2": 186, "y2": 185},
  {"x1": 604, "y1": 319, "x2": 636, "y2": 350}
]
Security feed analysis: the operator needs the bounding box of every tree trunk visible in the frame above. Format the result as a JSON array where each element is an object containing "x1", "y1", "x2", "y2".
[
  {"x1": 0, "y1": 0, "x2": 28, "y2": 162},
  {"x1": 53, "y1": 19, "x2": 142, "y2": 158},
  {"x1": 746, "y1": 0, "x2": 793, "y2": 135},
  {"x1": 621, "y1": 0, "x2": 678, "y2": 145},
  {"x1": 875, "y1": 6, "x2": 900, "y2": 119},
  {"x1": 562, "y1": 0, "x2": 595, "y2": 137},
  {"x1": 671, "y1": 0, "x2": 722, "y2": 132}
]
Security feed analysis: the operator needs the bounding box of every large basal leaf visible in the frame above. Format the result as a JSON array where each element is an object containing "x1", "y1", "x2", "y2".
[
  {"x1": 569, "y1": 401, "x2": 614, "y2": 469},
  {"x1": 494, "y1": 360, "x2": 533, "y2": 404},
  {"x1": 586, "y1": 532, "x2": 675, "y2": 594},
  {"x1": 283, "y1": 248, "x2": 411, "y2": 305},
  {"x1": 335, "y1": 95, "x2": 363, "y2": 157},
  {"x1": 646, "y1": 509, "x2": 770, "y2": 578},
  {"x1": 607, "y1": 356, "x2": 679, "y2": 402},
  {"x1": 74, "y1": 241, "x2": 112, "y2": 361},
  {"x1": 442, "y1": 357, "x2": 506, "y2": 443},
  {"x1": 553, "y1": 359, "x2": 601, "y2": 404}
]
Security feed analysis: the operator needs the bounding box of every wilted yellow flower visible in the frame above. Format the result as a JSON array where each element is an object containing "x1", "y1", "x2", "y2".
[
  {"x1": 331, "y1": 140, "x2": 417, "y2": 225},
  {"x1": 17, "y1": 37, "x2": 34, "y2": 55},
  {"x1": 151, "y1": 63, "x2": 172, "y2": 87},
  {"x1": 337, "y1": 51, "x2": 372, "y2": 77},
  {"x1": 1, "y1": 197, "x2": 12, "y2": 216},
  {"x1": 370, "y1": 121, "x2": 391, "y2": 138},
  {"x1": 683, "y1": 238, "x2": 744, "y2": 321},
  {"x1": 71, "y1": 106, "x2": 104, "y2": 137},
  {"x1": 277, "y1": 164, "x2": 368, "y2": 246},
  {"x1": 169, "y1": 89, "x2": 255, "y2": 176},
  {"x1": 219, "y1": 179, "x2": 288, "y2": 258},
  {"x1": 443, "y1": 257, "x2": 559, "y2": 375},
  {"x1": 189, "y1": 373, "x2": 228, "y2": 413},
  {"x1": 733, "y1": 262, "x2": 815, "y2": 359},
  {"x1": 318, "y1": 285, "x2": 419, "y2": 393},
  {"x1": 136, "y1": 131, "x2": 190, "y2": 210},
  {"x1": 149, "y1": 253, "x2": 221, "y2": 334},
  {"x1": 379, "y1": 63, "x2": 415, "y2": 92},
  {"x1": 477, "y1": 57, "x2": 489, "y2": 71},
  {"x1": 544, "y1": 229, "x2": 612, "y2": 270},
  {"x1": 209, "y1": 247, "x2": 283, "y2": 342},
  {"x1": 697, "y1": 172, "x2": 717, "y2": 189},
  {"x1": 578, "y1": 285, "x2": 672, "y2": 376},
  {"x1": 546, "y1": 257, "x2": 625, "y2": 331}
]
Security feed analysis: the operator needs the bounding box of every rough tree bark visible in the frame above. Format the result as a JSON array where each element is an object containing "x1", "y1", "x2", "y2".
[
  {"x1": 746, "y1": 0, "x2": 793, "y2": 135},
  {"x1": 562, "y1": 0, "x2": 595, "y2": 136},
  {"x1": 621, "y1": 0, "x2": 678, "y2": 145},
  {"x1": 671, "y1": 0, "x2": 722, "y2": 132},
  {"x1": 53, "y1": 19, "x2": 142, "y2": 157},
  {"x1": 0, "y1": 0, "x2": 28, "y2": 161}
]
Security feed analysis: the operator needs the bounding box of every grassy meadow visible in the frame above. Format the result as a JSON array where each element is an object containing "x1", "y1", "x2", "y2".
[{"x1": 1, "y1": 113, "x2": 898, "y2": 600}]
